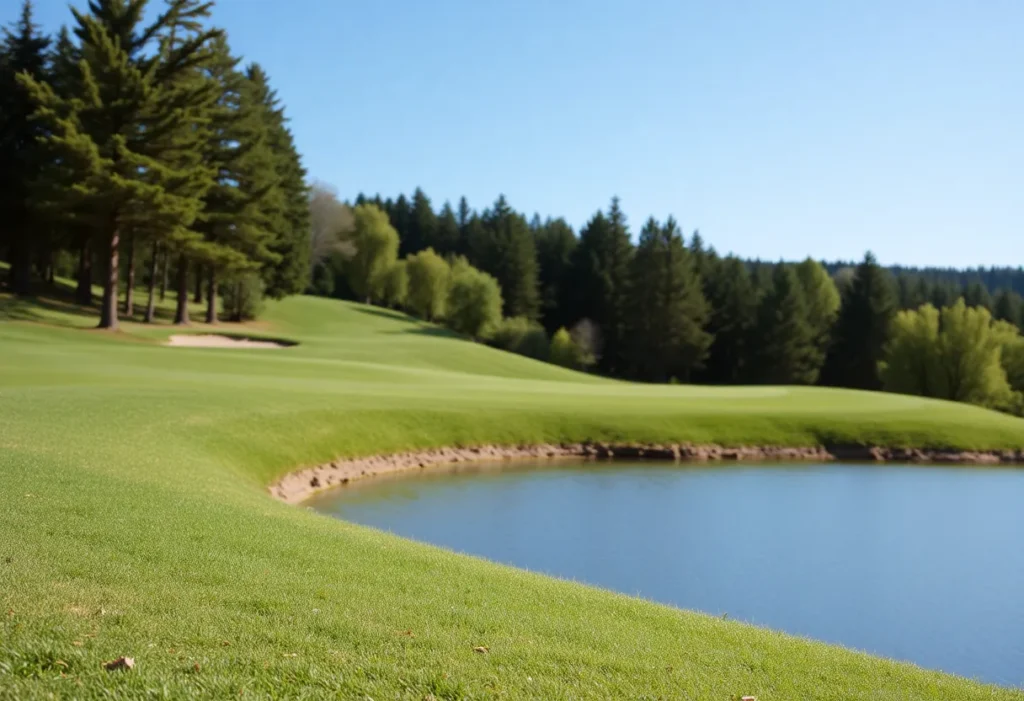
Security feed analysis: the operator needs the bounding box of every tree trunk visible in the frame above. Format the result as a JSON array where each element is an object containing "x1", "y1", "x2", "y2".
[
  {"x1": 205, "y1": 269, "x2": 218, "y2": 324},
  {"x1": 193, "y1": 265, "x2": 203, "y2": 304},
  {"x1": 174, "y1": 254, "x2": 190, "y2": 325},
  {"x1": 144, "y1": 242, "x2": 158, "y2": 323},
  {"x1": 159, "y1": 249, "x2": 168, "y2": 302},
  {"x1": 123, "y1": 235, "x2": 136, "y2": 318},
  {"x1": 76, "y1": 238, "x2": 93, "y2": 305},
  {"x1": 98, "y1": 226, "x2": 120, "y2": 330}
]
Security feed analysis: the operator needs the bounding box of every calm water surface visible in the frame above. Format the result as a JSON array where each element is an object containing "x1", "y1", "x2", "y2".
[{"x1": 308, "y1": 462, "x2": 1024, "y2": 687}]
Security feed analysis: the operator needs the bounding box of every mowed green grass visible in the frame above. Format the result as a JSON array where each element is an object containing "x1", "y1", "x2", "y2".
[{"x1": 2, "y1": 288, "x2": 1023, "y2": 700}]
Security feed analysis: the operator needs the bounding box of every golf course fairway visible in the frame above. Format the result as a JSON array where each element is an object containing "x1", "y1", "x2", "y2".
[{"x1": 2, "y1": 290, "x2": 1024, "y2": 700}]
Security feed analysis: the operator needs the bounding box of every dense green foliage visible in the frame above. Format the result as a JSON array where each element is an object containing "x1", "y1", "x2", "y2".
[
  {"x1": 0, "y1": 0, "x2": 309, "y2": 328},
  {"x1": 446, "y1": 257, "x2": 503, "y2": 340},
  {"x1": 625, "y1": 217, "x2": 710, "y2": 382},
  {"x1": 319, "y1": 187, "x2": 1022, "y2": 416},
  {"x1": 2, "y1": 291, "x2": 1024, "y2": 699},
  {"x1": 881, "y1": 300, "x2": 1024, "y2": 413},
  {"x1": 343, "y1": 204, "x2": 398, "y2": 304},
  {"x1": 404, "y1": 247, "x2": 450, "y2": 322}
]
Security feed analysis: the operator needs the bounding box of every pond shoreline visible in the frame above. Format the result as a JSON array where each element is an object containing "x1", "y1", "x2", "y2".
[{"x1": 270, "y1": 442, "x2": 1024, "y2": 504}]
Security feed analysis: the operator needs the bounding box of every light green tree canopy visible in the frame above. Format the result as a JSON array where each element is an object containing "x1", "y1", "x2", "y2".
[
  {"x1": 381, "y1": 260, "x2": 409, "y2": 309},
  {"x1": 405, "y1": 247, "x2": 450, "y2": 321},
  {"x1": 345, "y1": 203, "x2": 399, "y2": 303},
  {"x1": 549, "y1": 327, "x2": 589, "y2": 369},
  {"x1": 446, "y1": 257, "x2": 503, "y2": 339},
  {"x1": 881, "y1": 299, "x2": 1016, "y2": 409}
]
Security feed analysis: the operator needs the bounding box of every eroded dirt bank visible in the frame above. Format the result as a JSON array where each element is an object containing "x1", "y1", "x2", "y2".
[{"x1": 270, "y1": 442, "x2": 1024, "y2": 504}]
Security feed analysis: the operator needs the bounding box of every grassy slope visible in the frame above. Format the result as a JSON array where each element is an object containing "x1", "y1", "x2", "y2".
[{"x1": 1, "y1": 289, "x2": 1023, "y2": 700}]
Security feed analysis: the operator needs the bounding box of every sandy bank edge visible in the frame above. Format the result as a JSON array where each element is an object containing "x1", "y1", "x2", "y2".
[{"x1": 270, "y1": 442, "x2": 1024, "y2": 505}]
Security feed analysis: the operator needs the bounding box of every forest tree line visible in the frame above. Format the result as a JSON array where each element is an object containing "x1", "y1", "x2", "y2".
[
  {"x1": 310, "y1": 185, "x2": 1024, "y2": 414},
  {"x1": 0, "y1": 0, "x2": 309, "y2": 329}
]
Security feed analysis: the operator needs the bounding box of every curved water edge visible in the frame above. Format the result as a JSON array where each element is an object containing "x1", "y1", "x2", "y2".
[
  {"x1": 308, "y1": 460, "x2": 1024, "y2": 687},
  {"x1": 270, "y1": 441, "x2": 1024, "y2": 504}
]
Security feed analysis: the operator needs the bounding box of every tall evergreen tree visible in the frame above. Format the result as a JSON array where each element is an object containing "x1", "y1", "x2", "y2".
[
  {"x1": 752, "y1": 264, "x2": 820, "y2": 384},
  {"x1": 625, "y1": 217, "x2": 711, "y2": 382},
  {"x1": 964, "y1": 280, "x2": 993, "y2": 310},
  {"x1": 434, "y1": 201, "x2": 460, "y2": 255},
  {"x1": 534, "y1": 217, "x2": 576, "y2": 333},
  {"x1": 18, "y1": 0, "x2": 220, "y2": 329},
  {"x1": 822, "y1": 252, "x2": 898, "y2": 389},
  {"x1": 0, "y1": 1, "x2": 50, "y2": 295},
  {"x1": 700, "y1": 256, "x2": 759, "y2": 384},
  {"x1": 455, "y1": 196, "x2": 472, "y2": 254},
  {"x1": 405, "y1": 187, "x2": 436, "y2": 256},
  {"x1": 993, "y1": 288, "x2": 1022, "y2": 329},
  {"x1": 189, "y1": 41, "x2": 270, "y2": 324},
  {"x1": 388, "y1": 194, "x2": 411, "y2": 246},
  {"x1": 568, "y1": 199, "x2": 634, "y2": 375},
  {"x1": 480, "y1": 195, "x2": 540, "y2": 320},
  {"x1": 242, "y1": 63, "x2": 309, "y2": 301}
]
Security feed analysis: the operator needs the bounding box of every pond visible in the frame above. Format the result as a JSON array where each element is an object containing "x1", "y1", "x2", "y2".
[{"x1": 306, "y1": 461, "x2": 1024, "y2": 687}]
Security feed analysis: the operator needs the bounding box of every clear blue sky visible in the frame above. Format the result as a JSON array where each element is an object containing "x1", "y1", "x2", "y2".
[{"x1": 27, "y1": 0, "x2": 1024, "y2": 267}]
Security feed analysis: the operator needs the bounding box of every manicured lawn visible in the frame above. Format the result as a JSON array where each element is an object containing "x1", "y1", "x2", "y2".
[{"x1": 1, "y1": 289, "x2": 1022, "y2": 699}]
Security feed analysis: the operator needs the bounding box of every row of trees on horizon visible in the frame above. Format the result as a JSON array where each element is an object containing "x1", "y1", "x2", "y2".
[
  {"x1": 310, "y1": 184, "x2": 1024, "y2": 414},
  {"x1": 0, "y1": 0, "x2": 309, "y2": 329}
]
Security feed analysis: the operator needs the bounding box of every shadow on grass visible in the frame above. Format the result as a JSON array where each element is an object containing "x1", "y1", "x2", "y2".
[
  {"x1": 1, "y1": 277, "x2": 193, "y2": 327},
  {"x1": 350, "y1": 305, "x2": 414, "y2": 322},
  {"x1": 349, "y1": 304, "x2": 463, "y2": 339}
]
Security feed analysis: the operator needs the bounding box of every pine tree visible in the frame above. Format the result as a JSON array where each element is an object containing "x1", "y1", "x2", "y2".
[
  {"x1": 18, "y1": 0, "x2": 220, "y2": 329},
  {"x1": 625, "y1": 217, "x2": 711, "y2": 382},
  {"x1": 480, "y1": 195, "x2": 540, "y2": 320},
  {"x1": 822, "y1": 252, "x2": 898, "y2": 389},
  {"x1": 964, "y1": 280, "x2": 992, "y2": 310},
  {"x1": 568, "y1": 198, "x2": 633, "y2": 375},
  {"x1": 753, "y1": 264, "x2": 820, "y2": 384},
  {"x1": 701, "y1": 256, "x2": 759, "y2": 384},
  {"x1": 406, "y1": 187, "x2": 436, "y2": 256},
  {"x1": 993, "y1": 288, "x2": 1022, "y2": 329},
  {"x1": 455, "y1": 196, "x2": 472, "y2": 254},
  {"x1": 245, "y1": 63, "x2": 310, "y2": 301},
  {"x1": 0, "y1": 1, "x2": 50, "y2": 295},
  {"x1": 425, "y1": 201, "x2": 456, "y2": 256},
  {"x1": 534, "y1": 217, "x2": 576, "y2": 333},
  {"x1": 388, "y1": 194, "x2": 411, "y2": 247}
]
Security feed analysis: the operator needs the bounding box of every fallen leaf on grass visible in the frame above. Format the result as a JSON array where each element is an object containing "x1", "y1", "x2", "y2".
[
  {"x1": 103, "y1": 656, "x2": 135, "y2": 671},
  {"x1": 399, "y1": 629, "x2": 414, "y2": 637},
  {"x1": 221, "y1": 640, "x2": 231, "y2": 647},
  {"x1": 472, "y1": 646, "x2": 489, "y2": 654},
  {"x1": 72, "y1": 641, "x2": 83, "y2": 647},
  {"x1": 193, "y1": 662, "x2": 201, "y2": 673}
]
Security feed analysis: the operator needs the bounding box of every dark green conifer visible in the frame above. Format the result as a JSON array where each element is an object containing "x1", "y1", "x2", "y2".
[
  {"x1": 753, "y1": 264, "x2": 820, "y2": 384},
  {"x1": 0, "y1": 1, "x2": 50, "y2": 295},
  {"x1": 625, "y1": 217, "x2": 711, "y2": 382},
  {"x1": 822, "y1": 252, "x2": 898, "y2": 389}
]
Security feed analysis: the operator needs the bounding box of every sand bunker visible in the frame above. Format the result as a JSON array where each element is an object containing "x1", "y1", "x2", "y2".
[{"x1": 166, "y1": 334, "x2": 290, "y2": 349}]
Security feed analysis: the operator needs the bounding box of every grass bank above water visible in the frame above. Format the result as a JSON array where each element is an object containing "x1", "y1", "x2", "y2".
[{"x1": 2, "y1": 289, "x2": 1023, "y2": 699}]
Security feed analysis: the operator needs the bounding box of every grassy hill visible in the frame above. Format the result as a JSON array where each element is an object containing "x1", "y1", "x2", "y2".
[{"x1": 2, "y1": 288, "x2": 1023, "y2": 699}]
